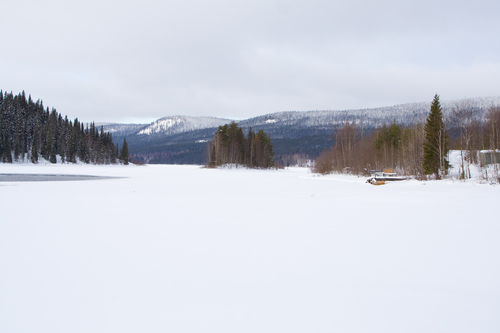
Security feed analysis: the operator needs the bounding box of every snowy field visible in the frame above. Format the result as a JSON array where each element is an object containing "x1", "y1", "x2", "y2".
[{"x1": 1, "y1": 162, "x2": 499, "y2": 333}]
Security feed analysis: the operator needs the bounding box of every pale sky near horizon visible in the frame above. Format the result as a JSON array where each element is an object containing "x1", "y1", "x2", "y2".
[{"x1": 1, "y1": 0, "x2": 499, "y2": 124}]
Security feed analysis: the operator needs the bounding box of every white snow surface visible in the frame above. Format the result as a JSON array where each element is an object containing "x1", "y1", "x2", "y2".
[{"x1": 1, "y1": 164, "x2": 499, "y2": 333}]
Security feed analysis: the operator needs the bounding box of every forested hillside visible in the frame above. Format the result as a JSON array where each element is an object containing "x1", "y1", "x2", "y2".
[
  {"x1": 102, "y1": 96, "x2": 500, "y2": 166},
  {"x1": 0, "y1": 91, "x2": 120, "y2": 164}
]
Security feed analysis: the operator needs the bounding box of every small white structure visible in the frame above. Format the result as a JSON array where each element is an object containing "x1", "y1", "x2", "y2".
[{"x1": 479, "y1": 150, "x2": 500, "y2": 166}]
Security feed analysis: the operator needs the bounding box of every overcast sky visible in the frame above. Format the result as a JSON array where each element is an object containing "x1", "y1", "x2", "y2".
[{"x1": 1, "y1": 0, "x2": 499, "y2": 123}]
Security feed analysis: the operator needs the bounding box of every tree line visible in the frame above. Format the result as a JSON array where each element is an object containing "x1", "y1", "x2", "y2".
[
  {"x1": 207, "y1": 122, "x2": 275, "y2": 168},
  {"x1": 313, "y1": 94, "x2": 500, "y2": 179},
  {"x1": 0, "y1": 90, "x2": 129, "y2": 164}
]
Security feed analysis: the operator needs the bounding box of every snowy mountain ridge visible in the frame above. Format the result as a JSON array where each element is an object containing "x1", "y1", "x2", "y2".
[
  {"x1": 239, "y1": 96, "x2": 500, "y2": 128},
  {"x1": 102, "y1": 96, "x2": 500, "y2": 164},
  {"x1": 136, "y1": 116, "x2": 232, "y2": 136},
  {"x1": 103, "y1": 96, "x2": 500, "y2": 139}
]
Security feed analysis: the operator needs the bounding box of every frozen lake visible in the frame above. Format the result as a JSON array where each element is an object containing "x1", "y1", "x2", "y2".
[
  {"x1": 0, "y1": 173, "x2": 119, "y2": 182},
  {"x1": 1, "y1": 163, "x2": 499, "y2": 333}
]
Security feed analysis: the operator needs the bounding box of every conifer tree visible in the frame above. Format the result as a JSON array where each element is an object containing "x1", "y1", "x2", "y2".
[
  {"x1": 31, "y1": 133, "x2": 39, "y2": 163},
  {"x1": 4, "y1": 134, "x2": 12, "y2": 163},
  {"x1": 423, "y1": 94, "x2": 449, "y2": 179},
  {"x1": 120, "y1": 138, "x2": 129, "y2": 165},
  {"x1": 247, "y1": 127, "x2": 255, "y2": 167}
]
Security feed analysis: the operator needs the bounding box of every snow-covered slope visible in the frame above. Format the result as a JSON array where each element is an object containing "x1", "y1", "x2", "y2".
[
  {"x1": 98, "y1": 123, "x2": 147, "y2": 138},
  {"x1": 136, "y1": 116, "x2": 232, "y2": 136},
  {"x1": 240, "y1": 96, "x2": 500, "y2": 129}
]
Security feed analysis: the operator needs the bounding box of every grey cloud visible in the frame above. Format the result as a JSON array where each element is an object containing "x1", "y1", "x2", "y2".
[{"x1": 1, "y1": 0, "x2": 499, "y2": 123}]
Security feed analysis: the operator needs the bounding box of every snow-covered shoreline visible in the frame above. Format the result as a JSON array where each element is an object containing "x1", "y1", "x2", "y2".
[{"x1": 2, "y1": 149, "x2": 499, "y2": 185}]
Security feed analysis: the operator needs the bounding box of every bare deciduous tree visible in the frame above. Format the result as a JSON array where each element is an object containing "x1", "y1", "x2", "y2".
[{"x1": 450, "y1": 100, "x2": 481, "y2": 179}]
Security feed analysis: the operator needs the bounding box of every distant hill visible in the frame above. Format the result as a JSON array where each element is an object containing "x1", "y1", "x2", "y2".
[{"x1": 102, "y1": 96, "x2": 500, "y2": 165}]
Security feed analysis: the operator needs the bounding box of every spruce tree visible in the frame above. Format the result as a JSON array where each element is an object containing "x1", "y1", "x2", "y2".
[
  {"x1": 120, "y1": 138, "x2": 129, "y2": 165},
  {"x1": 423, "y1": 94, "x2": 449, "y2": 179},
  {"x1": 4, "y1": 134, "x2": 12, "y2": 163},
  {"x1": 31, "y1": 134, "x2": 39, "y2": 163},
  {"x1": 247, "y1": 127, "x2": 255, "y2": 167}
]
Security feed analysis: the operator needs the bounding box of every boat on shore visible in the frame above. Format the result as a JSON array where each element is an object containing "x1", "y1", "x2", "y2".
[{"x1": 367, "y1": 169, "x2": 408, "y2": 184}]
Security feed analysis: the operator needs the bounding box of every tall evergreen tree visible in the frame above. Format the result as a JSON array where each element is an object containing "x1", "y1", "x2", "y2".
[
  {"x1": 247, "y1": 127, "x2": 255, "y2": 167},
  {"x1": 120, "y1": 138, "x2": 129, "y2": 165},
  {"x1": 31, "y1": 132, "x2": 39, "y2": 163},
  {"x1": 423, "y1": 94, "x2": 449, "y2": 179}
]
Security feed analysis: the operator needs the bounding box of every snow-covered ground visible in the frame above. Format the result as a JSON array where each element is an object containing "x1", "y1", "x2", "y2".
[{"x1": 1, "y1": 163, "x2": 499, "y2": 333}]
